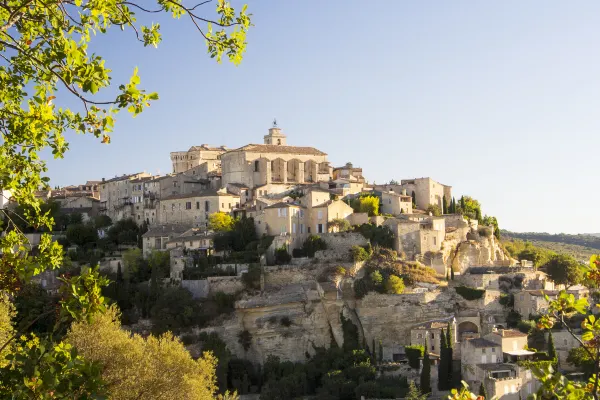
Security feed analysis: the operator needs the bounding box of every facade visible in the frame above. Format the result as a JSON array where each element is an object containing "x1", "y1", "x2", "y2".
[
  {"x1": 332, "y1": 162, "x2": 365, "y2": 183},
  {"x1": 165, "y1": 228, "x2": 215, "y2": 254},
  {"x1": 158, "y1": 190, "x2": 240, "y2": 227},
  {"x1": 514, "y1": 286, "x2": 589, "y2": 317},
  {"x1": 170, "y1": 145, "x2": 226, "y2": 174},
  {"x1": 298, "y1": 188, "x2": 354, "y2": 234},
  {"x1": 377, "y1": 178, "x2": 451, "y2": 210},
  {"x1": 51, "y1": 194, "x2": 100, "y2": 221},
  {"x1": 410, "y1": 316, "x2": 457, "y2": 355},
  {"x1": 383, "y1": 215, "x2": 445, "y2": 259},
  {"x1": 99, "y1": 172, "x2": 151, "y2": 221},
  {"x1": 220, "y1": 126, "x2": 331, "y2": 189},
  {"x1": 141, "y1": 224, "x2": 191, "y2": 257},
  {"x1": 380, "y1": 190, "x2": 413, "y2": 216}
]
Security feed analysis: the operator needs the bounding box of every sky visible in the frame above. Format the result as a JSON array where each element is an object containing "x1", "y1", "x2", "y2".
[{"x1": 44, "y1": 1, "x2": 600, "y2": 234}]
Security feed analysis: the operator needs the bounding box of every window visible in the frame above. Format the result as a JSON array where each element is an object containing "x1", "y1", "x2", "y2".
[
  {"x1": 520, "y1": 294, "x2": 524, "y2": 300},
  {"x1": 431, "y1": 345, "x2": 434, "y2": 351},
  {"x1": 317, "y1": 210, "x2": 323, "y2": 219},
  {"x1": 482, "y1": 348, "x2": 486, "y2": 354},
  {"x1": 563, "y1": 339, "x2": 568, "y2": 346},
  {"x1": 433, "y1": 237, "x2": 437, "y2": 245},
  {"x1": 229, "y1": 203, "x2": 232, "y2": 209},
  {"x1": 254, "y1": 161, "x2": 259, "y2": 172},
  {"x1": 282, "y1": 208, "x2": 287, "y2": 217},
  {"x1": 171, "y1": 204, "x2": 175, "y2": 211},
  {"x1": 417, "y1": 333, "x2": 423, "y2": 339},
  {"x1": 292, "y1": 223, "x2": 296, "y2": 234},
  {"x1": 299, "y1": 210, "x2": 304, "y2": 217},
  {"x1": 300, "y1": 224, "x2": 304, "y2": 233},
  {"x1": 186, "y1": 202, "x2": 192, "y2": 210},
  {"x1": 388, "y1": 199, "x2": 391, "y2": 204},
  {"x1": 205, "y1": 201, "x2": 210, "y2": 212},
  {"x1": 317, "y1": 224, "x2": 323, "y2": 233},
  {"x1": 431, "y1": 333, "x2": 434, "y2": 339},
  {"x1": 491, "y1": 347, "x2": 495, "y2": 352},
  {"x1": 196, "y1": 202, "x2": 200, "y2": 209},
  {"x1": 308, "y1": 227, "x2": 311, "y2": 233}
]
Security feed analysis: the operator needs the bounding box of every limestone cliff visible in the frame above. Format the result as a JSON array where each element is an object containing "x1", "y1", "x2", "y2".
[{"x1": 444, "y1": 230, "x2": 513, "y2": 273}]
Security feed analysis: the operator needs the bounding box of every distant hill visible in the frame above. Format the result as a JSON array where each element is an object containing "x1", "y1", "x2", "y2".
[{"x1": 501, "y1": 230, "x2": 600, "y2": 261}]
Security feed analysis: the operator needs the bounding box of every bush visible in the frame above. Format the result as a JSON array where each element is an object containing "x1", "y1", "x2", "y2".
[
  {"x1": 292, "y1": 248, "x2": 307, "y2": 258},
  {"x1": 329, "y1": 218, "x2": 350, "y2": 232},
  {"x1": 180, "y1": 333, "x2": 199, "y2": 345},
  {"x1": 455, "y1": 286, "x2": 485, "y2": 300},
  {"x1": 274, "y1": 246, "x2": 291, "y2": 265},
  {"x1": 242, "y1": 264, "x2": 261, "y2": 290},
  {"x1": 405, "y1": 345, "x2": 425, "y2": 369},
  {"x1": 384, "y1": 275, "x2": 405, "y2": 294},
  {"x1": 499, "y1": 293, "x2": 514, "y2": 308},
  {"x1": 351, "y1": 245, "x2": 369, "y2": 262},
  {"x1": 425, "y1": 204, "x2": 442, "y2": 217},
  {"x1": 517, "y1": 320, "x2": 535, "y2": 334},
  {"x1": 478, "y1": 226, "x2": 493, "y2": 237},
  {"x1": 213, "y1": 291, "x2": 237, "y2": 314},
  {"x1": 302, "y1": 235, "x2": 327, "y2": 258},
  {"x1": 353, "y1": 224, "x2": 394, "y2": 249},
  {"x1": 280, "y1": 316, "x2": 292, "y2": 327}
]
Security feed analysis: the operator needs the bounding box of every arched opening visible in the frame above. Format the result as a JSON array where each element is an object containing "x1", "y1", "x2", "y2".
[{"x1": 457, "y1": 321, "x2": 479, "y2": 342}]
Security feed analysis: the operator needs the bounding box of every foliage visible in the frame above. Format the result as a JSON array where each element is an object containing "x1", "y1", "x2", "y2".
[
  {"x1": 425, "y1": 204, "x2": 442, "y2": 217},
  {"x1": 454, "y1": 286, "x2": 485, "y2": 300},
  {"x1": 0, "y1": 294, "x2": 15, "y2": 367},
  {"x1": 353, "y1": 223, "x2": 394, "y2": 249},
  {"x1": 478, "y1": 382, "x2": 488, "y2": 399},
  {"x1": 506, "y1": 310, "x2": 522, "y2": 328},
  {"x1": 477, "y1": 226, "x2": 493, "y2": 238},
  {"x1": 456, "y1": 196, "x2": 482, "y2": 221},
  {"x1": 94, "y1": 215, "x2": 112, "y2": 229},
  {"x1": 238, "y1": 330, "x2": 252, "y2": 352},
  {"x1": 503, "y1": 239, "x2": 557, "y2": 267},
  {"x1": 66, "y1": 223, "x2": 99, "y2": 248},
  {"x1": 503, "y1": 231, "x2": 600, "y2": 252},
  {"x1": 543, "y1": 253, "x2": 583, "y2": 286},
  {"x1": 302, "y1": 235, "x2": 327, "y2": 257},
  {"x1": 329, "y1": 218, "x2": 351, "y2": 232},
  {"x1": 106, "y1": 218, "x2": 140, "y2": 246},
  {"x1": 405, "y1": 345, "x2": 424, "y2": 369},
  {"x1": 351, "y1": 245, "x2": 370, "y2": 262},
  {"x1": 241, "y1": 264, "x2": 261, "y2": 290},
  {"x1": 384, "y1": 275, "x2": 405, "y2": 294},
  {"x1": 199, "y1": 332, "x2": 232, "y2": 393},
  {"x1": 149, "y1": 287, "x2": 203, "y2": 335},
  {"x1": 12, "y1": 283, "x2": 58, "y2": 335},
  {"x1": 406, "y1": 380, "x2": 427, "y2": 400},
  {"x1": 66, "y1": 306, "x2": 219, "y2": 399},
  {"x1": 481, "y1": 215, "x2": 500, "y2": 239},
  {"x1": 274, "y1": 246, "x2": 292, "y2": 265},
  {"x1": 567, "y1": 346, "x2": 594, "y2": 376},
  {"x1": 420, "y1": 340, "x2": 431, "y2": 394},
  {"x1": 209, "y1": 212, "x2": 236, "y2": 232},
  {"x1": 356, "y1": 195, "x2": 380, "y2": 217},
  {"x1": 341, "y1": 314, "x2": 360, "y2": 352}
]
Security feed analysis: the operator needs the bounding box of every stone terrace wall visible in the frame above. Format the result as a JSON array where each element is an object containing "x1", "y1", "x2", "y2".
[
  {"x1": 181, "y1": 280, "x2": 210, "y2": 299},
  {"x1": 263, "y1": 265, "x2": 315, "y2": 289},
  {"x1": 207, "y1": 276, "x2": 244, "y2": 295},
  {"x1": 315, "y1": 232, "x2": 369, "y2": 261}
]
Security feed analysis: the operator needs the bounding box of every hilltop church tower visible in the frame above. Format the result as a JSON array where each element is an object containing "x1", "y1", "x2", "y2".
[{"x1": 264, "y1": 119, "x2": 287, "y2": 146}]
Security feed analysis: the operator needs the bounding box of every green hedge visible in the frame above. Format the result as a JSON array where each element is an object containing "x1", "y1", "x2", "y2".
[
  {"x1": 405, "y1": 345, "x2": 424, "y2": 369},
  {"x1": 455, "y1": 286, "x2": 485, "y2": 300}
]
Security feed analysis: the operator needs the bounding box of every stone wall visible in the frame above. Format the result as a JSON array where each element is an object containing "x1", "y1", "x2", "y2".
[
  {"x1": 347, "y1": 212, "x2": 369, "y2": 226},
  {"x1": 263, "y1": 265, "x2": 315, "y2": 289},
  {"x1": 207, "y1": 276, "x2": 244, "y2": 295},
  {"x1": 181, "y1": 279, "x2": 210, "y2": 298},
  {"x1": 315, "y1": 232, "x2": 369, "y2": 261}
]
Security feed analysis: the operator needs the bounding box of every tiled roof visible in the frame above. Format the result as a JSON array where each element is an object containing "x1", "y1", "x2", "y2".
[
  {"x1": 142, "y1": 224, "x2": 192, "y2": 238},
  {"x1": 496, "y1": 329, "x2": 528, "y2": 338},
  {"x1": 226, "y1": 144, "x2": 327, "y2": 156},
  {"x1": 161, "y1": 190, "x2": 239, "y2": 201},
  {"x1": 265, "y1": 201, "x2": 305, "y2": 209},
  {"x1": 412, "y1": 316, "x2": 455, "y2": 330},
  {"x1": 102, "y1": 173, "x2": 145, "y2": 183}
]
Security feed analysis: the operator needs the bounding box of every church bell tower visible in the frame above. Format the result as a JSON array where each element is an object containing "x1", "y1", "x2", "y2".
[{"x1": 264, "y1": 119, "x2": 287, "y2": 146}]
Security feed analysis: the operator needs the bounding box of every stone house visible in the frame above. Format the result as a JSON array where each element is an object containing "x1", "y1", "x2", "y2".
[
  {"x1": 99, "y1": 172, "x2": 151, "y2": 221},
  {"x1": 158, "y1": 190, "x2": 240, "y2": 227},
  {"x1": 332, "y1": 162, "x2": 365, "y2": 183},
  {"x1": 51, "y1": 193, "x2": 101, "y2": 221},
  {"x1": 548, "y1": 330, "x2": 582, "y2": 371},
  {"x1": 226, "y1": 183, "x2": 251, "y2": 205},
  {"x1": 170, "y1": 144, "x2": 226, "y2": 174},
  {"x1": 255, "y1": 202, "x2": 307, "y2": 249},
  {"x1": 220, "y1": 126, "x2": 332, "y2": 189},
  {"x1": 320, "y1": 178, "x2": 365, "y2": 197},
  {"x1": 380, "y1": 190, "x2": 413, "y2": 216},
  {"x1": 383, "y1": 215, "x2": 445, "y2": 259},
  {"x1": 298, "y1": 188, "x2": 354, "y2": 234},
  {"x1": 515, "y1": 286, "x2": 589, "y2": 317},
  {"x1": 399, "y1": 177, "x2": 452, "y2": 211},
  {"x1": 141, "y1": 224, "x2": 191, "y2": 257},
  {"x1": 165, "y1": 228, "x2": 215, "y2": 255},
  {"x1": 410, "y1": 316, "x2": 457, "y2": 355}
]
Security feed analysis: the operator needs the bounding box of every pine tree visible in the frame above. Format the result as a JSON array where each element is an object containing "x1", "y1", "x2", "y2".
[
  {"x1": 478, "y1": 382, "x2": 488, "y2": 399},
  {"x1": 450, "y1": 197, "x2": 455, "y2": 213},
  {"x1": 460, "y1": 196, "x2": 465, "y2": 211},
  {"x1": 442, "y1": 195, "x2": 448, "y2": 214},
  {"x1": 420, "y1": 338, "x2": 431, "y2": 394}
]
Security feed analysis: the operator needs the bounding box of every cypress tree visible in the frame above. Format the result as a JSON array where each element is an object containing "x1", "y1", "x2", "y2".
[
  {"x1": 420, "y1": 338, "x2": 431, "y2": 394},
  {"x1": 438, "y1": 329, "x2": 448, "y2": 390},
  {"x1": 460, "y1": 196, "x2": 465, "y2": 211},
  {"x1": 450, "y1": 268, "x2": 455, "y2": 280},
  {"x1": 446, "y1": 322, "x2": 454, "y2": 389},
  {"x1": 442, "y1": 195, "x2": 448, "y2": 214},
  {"x1": 372, "y1": 338, "x2": 376, "y2": 364},
  {"x1": 478, "y1": 382, "x2": 488, "y2": 399},
  {"x1": 379, "y1": 340, "x2": 383, "y2": 363},
  {"x1": 411, "y1": 191, "x2": 417, "y2": 207},
  {"x1": 548, "y1": 330, "x2": 558, "y2": 369},
  {"x1": 446, "y1": 322, "x2": 453, "y2": 348}
]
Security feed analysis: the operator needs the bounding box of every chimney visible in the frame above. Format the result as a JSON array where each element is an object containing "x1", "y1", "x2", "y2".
[{"x1": 402, "y1": 189, "x2": 407, "y2": 196}]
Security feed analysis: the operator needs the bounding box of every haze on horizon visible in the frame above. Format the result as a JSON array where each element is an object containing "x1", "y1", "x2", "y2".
[{"x1": 44, "y1": 1, "x2": 600, "y2": 235}]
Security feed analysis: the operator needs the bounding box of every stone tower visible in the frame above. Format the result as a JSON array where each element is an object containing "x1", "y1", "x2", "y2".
[{"x1": 264, "y1": 120, "x2": 287, "y2": 146}]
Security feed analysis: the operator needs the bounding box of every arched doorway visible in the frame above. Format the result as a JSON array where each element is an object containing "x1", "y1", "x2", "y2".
[{"x1": 457, "y1": 321, "x2": 479, "y2": 342}]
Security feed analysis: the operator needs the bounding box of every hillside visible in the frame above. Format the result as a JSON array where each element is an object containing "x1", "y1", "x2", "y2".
[{"x1": 501, "y1": 230, "x2": 600, "y2": 261}]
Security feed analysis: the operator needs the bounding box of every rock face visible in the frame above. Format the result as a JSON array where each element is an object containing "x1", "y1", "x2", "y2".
[{"x1": 449, "y1": 233, "x2": 512, "y2": 273}]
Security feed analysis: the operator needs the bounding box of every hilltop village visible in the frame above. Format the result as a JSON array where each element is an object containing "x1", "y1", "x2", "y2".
[{"x1": 20, "y1": 124, "x2": 587, "y2": 399}]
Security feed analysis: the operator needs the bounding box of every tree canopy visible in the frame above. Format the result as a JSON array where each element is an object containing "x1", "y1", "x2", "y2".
[{"x1": 543, "y1": 253, "x2": 583, "y2": 286}]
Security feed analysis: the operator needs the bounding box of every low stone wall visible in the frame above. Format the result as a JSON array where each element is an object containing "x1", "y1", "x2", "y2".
[
  {"x1": 181, "y1": 279, "x2": 210, "y2": 299},
  {"x1": 347, "y1": 212, "x2": 369, "y2": 226},
  {"x1": 315, "y1": 232, "x2": 369, "y2": 261},
  {"x1": 263, "y1": 265, "x2": 315, "y2": 289},
  {"x1": 207, "y1": 275, "x2": 244, "y2": 295}
]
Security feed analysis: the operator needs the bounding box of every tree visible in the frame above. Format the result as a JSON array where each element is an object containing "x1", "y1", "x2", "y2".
[
  {"x1": 1, "y1": 0, "x2": 252, "y2": 393},
  {"x1": 548, "y1": 330, "x2": 558, "y2": 369},
  {"x1": 329, "y1": 218, "x2": 351, "y2": 232},
  {"x1": 438, "y1": 329, "x2": 449, "y2": 391},
  {"x1": 209, "y1": 212, "x2": 235, "y2": 232},
  {"x1": 150, "y1": 287, "x2": 203, "y2": 335},
  {"x1": 447, "y1": 322, "x2": 453, "y2": 349},
  {"x1": 66, "y1": 306, "x2": 219, "y2": 399},
  {"x1": 406, "y1": 380, "x2": 427, "y2": 400},
  {"x1": 425, "y1": 204, "x2": 442, "y2": 217},
  {"x1": 94, "y1": 215, "x2": 112, "y2": 229},
  {"x1": 358, "y1": 196, "x2": 380, "y2": 216},
  {"x1": 384, "y1": 275, "x2": 405, "y2": 294},
  {"x1": 544, "y1": 253, "x2": 583, "y2": 287},
  {"x1": 66, "y1": 223, "x2": 98, "y2": 247},
  {"x1": 370, "y1": 270, "x2": 383, "y2": 286},
  {"x1": 478, "y1": 382, "x2": 488, "y2": 398},
  {"x1": 420, "y1": 339, "x2": 431, "y2": 394},
  {"x1": 442, "y1": 195, "x2": 448, "y2": 214},
  {"x1": 274, "y1": 246, "x2": 291, "y2": 265},
  {"x1": 411, "y1": 191, "x2": 417, "y2": 207}
]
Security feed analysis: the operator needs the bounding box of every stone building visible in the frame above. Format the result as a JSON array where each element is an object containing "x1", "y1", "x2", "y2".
[
  {"x1": 410, "y1": 316, "x2": 457, "y2": 355},
  {"x1": 332, "y1": 162, "x2": 365, "y2": 183},
  {"x1": 514, "y1": 286, "x2": 589, "y2": 317},
  {"x1": 298, "y1": 187, "x2": 354, "y2": 234},
  {"x1": 141, "y1": 224, "x2": 191, "y2": 257},
  {"x1": 383, "y1": 214, "x2": 445, "y2": 259},
  {"x1": 170, "y1": 145, "x2": 227, "y2": 174},
  {"x1": 376, "y1": 178, "x2": 451, "y2": 210},
  {"x1": 51, "y1": 193, "x2": 101, "y2": 221},
  {"x1": 255, "y1": 202, "x2": 307, "y2": 250},
  {"x1": 157, "y1": 190, "x2": 240, "y2": 227},
  {"x1": 99, "y1": 172, "x2": 151, "y2": 221},
  {"x1": 380, "y1": 190, "x2": 413, "y2": 216},
  {"x1": 220, "y1": 125, "x2": 331, "y2": 190}
]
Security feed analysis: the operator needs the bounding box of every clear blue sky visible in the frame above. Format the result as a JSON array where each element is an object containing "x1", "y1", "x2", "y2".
[{"x1": 45, "y1": 1, "x2": 600, "y2": 234}]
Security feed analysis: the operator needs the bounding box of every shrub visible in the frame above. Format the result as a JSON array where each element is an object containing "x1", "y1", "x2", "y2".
[
  {"x1": 425, "y1": 204, "x2": 442, "y2": 217},
  {"x1": 329, "y1": 218, "x2": 350, "y2": 232},
  {"x1": 213, "y1": 291, "x2": 236, "y2": 314},
  {"x1": 455, "y1": 286, "x2": 485, "y2": 300},
  {"x1": 274, "y1": 246, "x2": 291, "y2": 265},
  {"x1": 280, "y1": 316, "x2": 292, "y2": 327},
  {"x1": 302, "y1": 235, "x2": 327, "y2": 257},
  {"x1": 351, "y1": 245, "x2": 369, "y2": 262},
  {"x1": 405, "y1": 345, "x2": 425, "y2": 369},
  {"x1": 292, "y1": 248, "x2": 306, "y2": 258},
  {"x1": 354, "y1": 279, "x2": 369, "y2": 299},
  {"x1": 180, "y1": 333, "x2": 199, "y2": 345},
  {"x1": 238, "y1": 330, "x2": 252, "y2": 351},
  {"x1": 384, "y1": 275, "x2": 405, "y2": 294},
  {"x1": 242, "y1": 264, "x2": 261, "y2": 290},
  {"x1": 499, "y1": 293, "x2": 514, "y2": 308},
  {"x1": 478, "y1": 226, "x2": 493, "y2": 237},
  {"x1": 517, "y1": 320, "x2": 535, "y2": 334}
]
